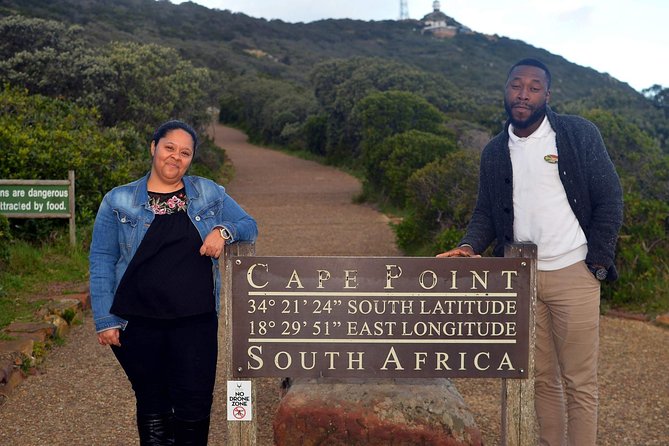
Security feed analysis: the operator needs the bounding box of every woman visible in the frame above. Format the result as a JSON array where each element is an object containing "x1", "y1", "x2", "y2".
[{"x1": 89, "y1": 120, "x2": 257, "y2": 445}]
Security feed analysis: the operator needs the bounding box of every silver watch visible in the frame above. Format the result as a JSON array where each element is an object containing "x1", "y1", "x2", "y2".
[{"x1": 219, "y1": 227, "x2": 232, "y2": 240}]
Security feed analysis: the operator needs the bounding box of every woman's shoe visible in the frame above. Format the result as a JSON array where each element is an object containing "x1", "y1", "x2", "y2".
[
  {"x1": 137, "y1": 413, "x2": 175, "y2": 446},
  {"x1": 173, "y1": 416, "x2": 210, "y2": 446}
]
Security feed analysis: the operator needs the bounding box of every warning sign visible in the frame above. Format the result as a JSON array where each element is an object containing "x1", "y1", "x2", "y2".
[{"x1": 227, "y1": 380, "x2": 253, "y2": 421}]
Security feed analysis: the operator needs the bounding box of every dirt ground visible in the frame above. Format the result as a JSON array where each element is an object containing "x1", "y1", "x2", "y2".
[{"x1": 0, "y1": 124, "x2": 667, "y2": 445}]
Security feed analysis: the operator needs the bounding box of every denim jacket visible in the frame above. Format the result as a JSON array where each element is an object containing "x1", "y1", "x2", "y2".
[{"x1": 89, "y1": 173, "x2": 258, "y2": 332}]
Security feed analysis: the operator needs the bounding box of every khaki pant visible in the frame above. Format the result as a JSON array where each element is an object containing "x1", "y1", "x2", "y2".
[{"x1": 535, "y1": 261, "x2": 601, "y2": 446}]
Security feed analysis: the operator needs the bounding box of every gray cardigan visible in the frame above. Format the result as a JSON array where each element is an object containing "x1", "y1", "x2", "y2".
[{"x1": 461, "y1": 106, "x2": 623, "y2": 280}]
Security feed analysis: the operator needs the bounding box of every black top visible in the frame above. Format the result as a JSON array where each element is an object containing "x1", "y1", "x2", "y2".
[{"x1": 111, "y1": 188, "x2": 215, "y2": 319}]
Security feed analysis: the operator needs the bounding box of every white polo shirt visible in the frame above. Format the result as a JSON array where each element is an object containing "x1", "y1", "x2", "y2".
[{"x1": 509, "y1": 116, "x2": 587, "y2": 271}]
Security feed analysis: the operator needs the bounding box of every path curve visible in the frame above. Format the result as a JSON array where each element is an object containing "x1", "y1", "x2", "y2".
[{"x1": 212, "y1": 124, "x2": 400, "y2": 257}]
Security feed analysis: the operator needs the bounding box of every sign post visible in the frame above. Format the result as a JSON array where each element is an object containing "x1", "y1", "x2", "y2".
[
  {"x1": 0, "y1": 171, "x2": 76, "y2": 246},
  {"x1": 501, "y1": 242, "x2": 538, "y2": 446},
  {"x1": 222, "y1": 242, "x2": 257, "y2": 446}
]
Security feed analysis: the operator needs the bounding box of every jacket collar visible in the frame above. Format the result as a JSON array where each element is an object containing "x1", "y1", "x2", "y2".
[
  {"x1": 132, "y1": 172, "x2": 150, "y2": 207},
  {"x1": 131, "y1": 173, "x2": 201, "y2": 207},
  {"x1": 182, "y1": 175, "x2": 202, "y2": 203}
]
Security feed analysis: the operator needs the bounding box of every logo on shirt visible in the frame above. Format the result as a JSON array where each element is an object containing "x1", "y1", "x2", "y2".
[{"x1": 544, "y1": 154, "x2": 558, "y2": 164}]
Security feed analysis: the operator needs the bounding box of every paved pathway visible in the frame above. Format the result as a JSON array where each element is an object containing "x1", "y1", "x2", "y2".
[{"x1": 212, "y1": 125, "x2": 400, "y2": 258}]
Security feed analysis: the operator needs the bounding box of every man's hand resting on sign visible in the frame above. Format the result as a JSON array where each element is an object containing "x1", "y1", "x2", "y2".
[{"x1": 436, "y1": 245, "x2": 481, "y2": 258}]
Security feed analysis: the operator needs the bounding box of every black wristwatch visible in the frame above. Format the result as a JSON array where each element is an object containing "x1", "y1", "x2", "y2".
[{"x1": 587, "y1": 264, "x2": 608, "y2": 281}]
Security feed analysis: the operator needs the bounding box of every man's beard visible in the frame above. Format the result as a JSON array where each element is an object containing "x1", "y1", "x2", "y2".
[{"x1": 504, "y1": 99, "x2": 547, "y2": 130}]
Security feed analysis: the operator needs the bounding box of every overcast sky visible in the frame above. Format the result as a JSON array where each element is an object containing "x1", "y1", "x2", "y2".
[{"x1": 172, "y1": 0, "x2": 668, "y2": 92}]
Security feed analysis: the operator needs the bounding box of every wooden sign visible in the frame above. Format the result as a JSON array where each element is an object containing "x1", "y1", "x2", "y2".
[{"x1": 231, "y1": 256, "x2": 531, "y2": 379}]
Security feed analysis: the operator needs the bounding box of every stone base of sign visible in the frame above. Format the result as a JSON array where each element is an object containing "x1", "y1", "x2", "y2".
[{"x1": 273, "y1": 377, "x2": 482, "y2": 446}]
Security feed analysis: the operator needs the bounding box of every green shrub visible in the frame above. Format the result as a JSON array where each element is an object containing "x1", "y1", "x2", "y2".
[
  {"x1": 605, "y1": 195, "x2": 669, "y2": 314},
  {"x1": 61, "y1": 308, "x2": 77, "y2": 325},
  {"x1": 394, "y1": 149, "x2": 480, "y2": 256},
  {"x1": 189, "y1": 137, "x2": 231, "y2": 183},
  {"x1": 219, "y1": 75, "x2": 316, "y2": 148},
  {"x1": 1, "y1": 16, "x2": 215, "y2": 133},
  {"x1": 394, "y1": 215, "x2": 432, "y2": 254},
  {"x1": 377, "y1": 130, "x2": 457, "y2": 205},
  {"x1": 303, "y1": 114, "x2": 328, "y2": 156},
  {"x1": 354, "y1": 91, "x2": 445, "y2": 150},
  {"x1": 432, "y1": 227, "x2": 467, "y2": 254},
  {"x1": 0, "y1": 86, "x2": 141, "y2": 228},
  {"x1": 406, "y1": 150, "x2": 480, "y2": 229}
]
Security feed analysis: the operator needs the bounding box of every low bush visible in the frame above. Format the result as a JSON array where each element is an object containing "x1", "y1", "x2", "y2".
[{"x1": 0, "y1": 86, "x2": 142, "y2": 228}]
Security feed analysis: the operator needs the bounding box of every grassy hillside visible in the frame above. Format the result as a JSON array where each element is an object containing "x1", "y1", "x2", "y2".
[
  {"x1": 2, "y1": 0, "x2": 663, "y2": 147},
  {"x1": 0, "y1": 1, "x2": 648, "y2": 95}
]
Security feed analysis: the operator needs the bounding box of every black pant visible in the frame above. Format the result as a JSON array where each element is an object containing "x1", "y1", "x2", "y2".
[{"x1": 112, "y1": 312, "x2": 218, "y2": 421}]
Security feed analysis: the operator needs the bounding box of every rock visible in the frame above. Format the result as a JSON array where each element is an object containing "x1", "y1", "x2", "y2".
[
  {"x1": 655, "y1": 313, "x2": 669, "y2": 327},
  {"x1": 68, "y1": 292, "x2": 91, "y2": 311},
  {"x1": 41, "y1": 298, "x2": 84, "y2": 324},
  {"x1": 43, "y1": 314, "x2": 70, "y2": 338},
  {"x1": 0, "y1": 292, "x2": 88, "y2": 407},
  {"x1": 0, "y1": 359, "x2": 14, "y2": 384},
  {"x1": 273, "y1": 378, "x2": 482, "y2": 446},
  {"x1": 5, "y1": 321, "x2": 55, "y2": 339},
  {"x1": 0, "y1": 361, "x2": 23, "y2": 400},
  {"x1": 6, "y1": 332, "x2": 47, "y2": 343},
  {"x1": 0, "y1": 331, "x2": 43, "y2": 371},
  {"x1": 0, "y1": 338, "x2": 35, "y2": 358}
]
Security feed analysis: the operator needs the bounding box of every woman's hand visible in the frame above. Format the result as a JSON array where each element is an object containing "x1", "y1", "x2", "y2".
[
  {"x1": 97, "y1": 328, "x2": 121, "y2": 347},
  {"x1": 200, "y1": 228, "x2": 226, "y2": 259}
]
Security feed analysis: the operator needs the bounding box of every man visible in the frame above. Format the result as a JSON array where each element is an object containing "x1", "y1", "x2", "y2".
[{"x1": 438, "y1": 58, "x2": 623, "y2": 446}]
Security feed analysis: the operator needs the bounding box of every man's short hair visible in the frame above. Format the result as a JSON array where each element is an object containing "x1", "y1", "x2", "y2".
[{"x1": 508, "y1": 58, "x2": 551, "y2": 90}]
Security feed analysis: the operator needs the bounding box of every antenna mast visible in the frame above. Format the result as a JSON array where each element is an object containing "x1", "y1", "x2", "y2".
[{"x1": 399, "y1": 0, "x2": 409, "y2": 20}]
